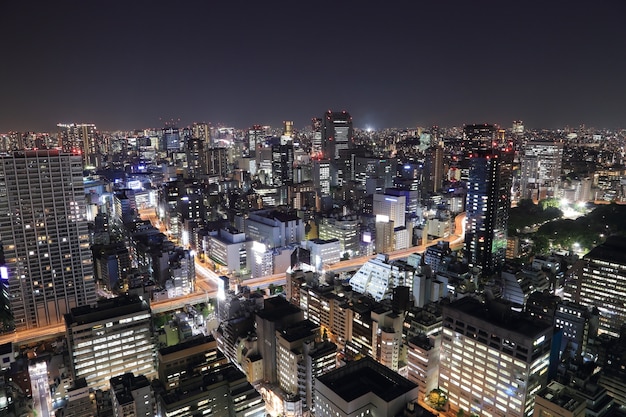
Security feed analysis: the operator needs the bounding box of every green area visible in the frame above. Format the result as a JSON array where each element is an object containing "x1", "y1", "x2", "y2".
[
  {"x1": 533, "y1": 203, "x2": 626, "y2": 253},
  {"x1": 509, "y1": 200, "x2": 626, "y2": 255},
  {"x1": 508, "y1": 198, "x2": 563, "y2": 235}
]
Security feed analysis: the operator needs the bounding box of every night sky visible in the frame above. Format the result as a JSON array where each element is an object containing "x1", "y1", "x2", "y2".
[{"x1": 2, "y1": 1, "x2": 625, "y2": 132}]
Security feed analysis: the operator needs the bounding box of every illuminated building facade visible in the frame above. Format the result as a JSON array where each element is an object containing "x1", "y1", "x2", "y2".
[
  {"x1": 156, "y1": 364, "x2": 265, "y2": 417},
  {"x1": 440, "y1": 298, "x2": 554, "y2": 417},
  {"x1": 464, "y1": 149, "x2": 512, "y2": 275},
  {"x1": 157, "y1": 335, "x2": 228, "y2": 391},
  {"x1": 57, "y1": 123, "x2": 100, "y2": 167},
  {"x1": 65, "y1": 295, "x2": 156, "y2": 391},
  {"x1": 407, "y1": 334, "x2": 440, "y2": 406},
  {"x1": 321, "y1": 110, "x2": 353, "y2": 160},
  {"x1": 567, "y1": 236, "x2": 626, "y2": 338},
  {"x1": 349, "y1": 254, "x2": 415, "y2": 303},
  {"x1": 0, "y1": 150, "x2": 96, "y2": 330},
  {"x1": 318, "y1": 216, "x2": 360, "y2": 256},
  {"x1": 519, "y1": 141, "x2": 563, "y2": 201}
]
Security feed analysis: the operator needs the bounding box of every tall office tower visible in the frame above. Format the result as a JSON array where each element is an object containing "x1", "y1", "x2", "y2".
[
  {"x1": 373, "y1": 193, "x2": 406, "y2": 228},
  {"x1": 423, "y1": 145, "x2": 444, "y2": 194},
  {"x1": 110, "y1": 373, "x2": 155, "y2": 417},
  {"x1": 464, "y1": 149, "x2": 512, "y2": 275},
  {"x1": 565, "y1": 236, "x2": 626, "y2": 338},
  {"x1": 57, "y1": 123, "x2": 100, "y2": 167},
  {"x1": 0, "y1": 150, "x2": 95, "y2": 330},
  {"x1": 192, "y1": 122, "x2": 211, "y2": 146},
  {"x1": 255, "y1": 297, "x2": 304, "y2": 384},
  {"x1": 321, "y1": 110, "x2": 353, "y2": 160},
  {"x1": 407, "y1": 334, "x2": 440, "y2": 407},
  {"x1": 247, "y1": 125, "x2": 265, "y2": 157},
  {"x1": 160, "y1": 126, "x2": 181, "y2": 152},
  {"x1": 271, "y1": 144, "x2": 294, "y2": 186},
  {"x1": 65, "y1": 295, "x2": 156, "y2": 391},
  {"x1": 312, "y1": 158, "x2": 331, "y2": 210},
  {"x1": 283, "y1": 120, "x2": 294, "y2": 138},
  {"x1": 185, "y1": 136, "x2": 206, "y2": 178},
  {"x1": 519, "y1": 141, "x2": 563, "y2": 201},
  {"x1": 276, "y1": 320, "x2": 337, "y2": 415},
  {"x1": 311, "y1": 117, "x2": 323, "y2": 157},
  {"x1": 463, "y1": 123, "x2": 497, "y2": 150},
  {"x1": 440, "y1": 298, "x2": 554, "y2": 417},
  {"x1": 206, "y1": 146, "x2": 229, "y2": 178},
  {"x1": 315, "y1": 356, "x2": 419, "y2": 417}
]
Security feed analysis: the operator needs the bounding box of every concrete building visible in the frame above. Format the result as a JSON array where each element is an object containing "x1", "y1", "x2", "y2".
[
  {"x1": 533, "y1": 381, "x2": 586, "y2": 417},
  {"x1": 349, "y1": 254, "x2": 416, "y2": 303},
  {"x1": 157, "y1": 335, "x2": 228, "y2": 391},
  {"x1": 156, "y1": 364, "x2": 265, "y2": 417},
  {"x1": 0, "y1": 150, "x2": 96, "y2": 330},
  {"x1": 314, "y1": 356, "x2": 418, "y2": 417},
  {"x1": 440, "y1": 297, "x2": 554, "y2": 417},
  {"x1": 464, "y1": 149, "x2": 513, "y2": 275},
  {"x1": 110, "y1": 373, "x2": 155, "y2": 417},
  {"x1": 407, "y1": 334, "x2": 440, "y2": 408},
  {"x1": 567, "y1": 236, "x2": 626, "y2": 337},
  {"x1": 65, "y1": 295, "x2": 155, "y2": 391},
  {"x1": 520, "y1": 141, "x2": 563, "y2": 201}
]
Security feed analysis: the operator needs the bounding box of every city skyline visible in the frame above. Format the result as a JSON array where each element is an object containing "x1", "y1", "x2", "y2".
[{"x1": 2, "y1": 1, "x2": 625, "y2": 132}]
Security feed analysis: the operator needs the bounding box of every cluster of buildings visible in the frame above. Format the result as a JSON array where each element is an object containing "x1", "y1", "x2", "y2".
[{"x1": 0, "y1": 116, "x2": 625, "y2": 417}]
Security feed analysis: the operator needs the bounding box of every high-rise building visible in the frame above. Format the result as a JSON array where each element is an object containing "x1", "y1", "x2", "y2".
[
  {"x1": 206, "y1": 146, "x2": 229, "y2": 178},
  {"x1": 271, "y1": 144, "x2": 294, "y2": 186},
  {"x1": 161, "y1": 126, "x2": 181, "y2": 151},
  {"x1": 191, "y1": 122, "x2": 211, "y2": 146},
  {"x1": 311, "y1": 117, "x2": 323, "y2": 158},
  {"x1": 519, "y1": 141, "x2": 563, "y2": 201},
  {"x1": 247, "y1": 125, "x2": 265, "y2": 158},
  {"x1": 423, "y1": 145, "x2": 444, "y2": 194},
  {"x1": 0, "y1": 150, "x2": 96, "y2": 330},
  {"x1": 440, "y1": 297, "x2": 554, "y2": 417},
  {"x1": 57, "y1": 123, "x2": 100, "y2": 167},
  {"x1": 65, "y1": 295, "x2": 156, "y2": 391},
  {"x1": 373, "y1": 193, "x2": 406, "y2": 229},
  {"x1": 463, "y1": 123, "x2": 497, "y2": 150},
  {"x1": 185, "y1": 135, "x2": 206, "y2": 177},
  {"x1": 464, "y1": 149, "x2": 513, "y2": 274},
  {"x1": 565, "y1": 236, "x2": 626, "y2": 338},
  {"x1": 322, "y1": 110, "x2": 353, "y2": 160}
]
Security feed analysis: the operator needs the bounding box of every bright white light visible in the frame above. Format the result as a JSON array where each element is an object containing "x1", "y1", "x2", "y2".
[
  {"x1": 560, "y1": 198, "x2": 569, "y2": 207},
  {"x1": 376, "y1": 214, "x2": 390, "y2": 223},
  {"x1": 252, "y1": 241, "x2": 266, "y2": 252}
]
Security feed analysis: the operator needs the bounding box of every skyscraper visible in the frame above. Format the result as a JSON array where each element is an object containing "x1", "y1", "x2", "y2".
[
  {"x1": 57, "y1": 123, "x2": 100, "y2": 168},
  {"x1": 565, "y1": 236, "x2": 626, "y2": 338},
  {"x1": 464, "y1": 148, "x2": 513, "y2": 274},
  {"x1": 440, "y1": 298, "x2": 554, "y2": 417},
  {"x1": 519, "y1": 141, "x2": 563, "y2": 201},
  {"x1": 0, "y1": 150, "x2": 96, "y2": 330},
  {"x1": 321, "y1": 110, "x2": 353, "y2": 160}
]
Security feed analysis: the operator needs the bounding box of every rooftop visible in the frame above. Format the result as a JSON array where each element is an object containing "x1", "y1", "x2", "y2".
[{"x1": 317, "y1": 356, "x2": 417, "y2": 403}]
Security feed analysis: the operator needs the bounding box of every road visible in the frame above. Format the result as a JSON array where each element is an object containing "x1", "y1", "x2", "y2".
[
  {"x1": 1, "y1": 211, "x2": 465, "y2": 346},
  {"x1": 323, "y1": 212, "x2": 466, "y2": 274}
]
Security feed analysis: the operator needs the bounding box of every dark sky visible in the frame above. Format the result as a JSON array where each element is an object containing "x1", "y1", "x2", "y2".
[{"x1": 2, "y1": 1, "x2": 625, "y2": 132}]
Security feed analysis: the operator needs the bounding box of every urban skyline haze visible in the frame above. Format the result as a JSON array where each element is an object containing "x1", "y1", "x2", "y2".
[{"x1": 2, "y1": 0, "x2": 625, "y2": 131}]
